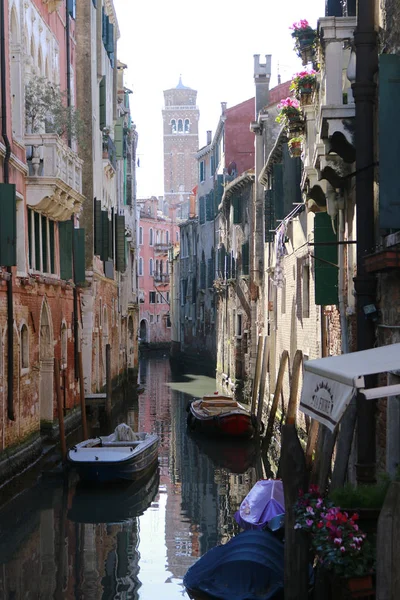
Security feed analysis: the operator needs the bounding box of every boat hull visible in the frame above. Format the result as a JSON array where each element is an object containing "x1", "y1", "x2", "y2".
[
  {"x1": 188, "y1": 398, "x2": 257, "y2": 439},
  {"x1": 67, "y1": 434, "x2": 159, "y2": 484}
]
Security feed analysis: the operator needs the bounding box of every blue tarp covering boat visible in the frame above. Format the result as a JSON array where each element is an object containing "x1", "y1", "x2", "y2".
[{"x1": 183, "y1": 530, "x2": 284, "y2": 600}]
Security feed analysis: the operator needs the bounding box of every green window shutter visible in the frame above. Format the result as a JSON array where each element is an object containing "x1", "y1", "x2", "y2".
[
  {"x1": 73, "y1": 228, "x2": 86, "y2": 284},
  {"x1": 206, "y1": 192, "x2": 213, "y2": 221},
  {"x1": 283, "y1": 145, "x2": 302, "y2": 217},
  {"x1": 59, "y1": 220, "x2": 73, "y2": 280},
  {"x1": 115, "y1": 214, "x2": 126, "y2": 272},
  {"x1": 242, "y1": 241, "x2": 249, "y2": 275},
  {"x1": 109, "y1": 210, "x2": 114, "y2": 260},
  {"x1": 273, "y1": 163, "x2": 284, "y2": 224},
  {"x1": 107, "y1": 21, "x2": 114, "y2": 54},
  {"x1": 207, "y1": 258, "x2": 214, "y2": 287},
  {"x1": 114, "y1": 117, "x2": 123, "y2": 159},
  {"x1": 94, "y1": 199, "x2": 102, "y2": 255},
  {"x1": 99, "y1": 77, "x2": 106, "y2": 131},
  {"x1": 265, "y1": 189, "x2": 275, "y2": 242},
  {"x1": 232, "y1": 194, "x2": 241, "y2": 224},
  {"x1": 379, "y1": 54, "x2": 400, "y2": 229},
  {"x1": 0, "y1": 183, "x2": 16, "y2": 266},
  {"x1": 101, "y1": 210, "x2": 109, "y2": 261},
  {"x1": 314, "y1": 213, "x2": 338, "y2": 305},
  {"x1": 199, "y1": 196, "x2": 205, "y2": 224}
]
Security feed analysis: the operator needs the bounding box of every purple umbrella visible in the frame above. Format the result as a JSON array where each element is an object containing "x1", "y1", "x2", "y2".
[{"x1": 235, "y1": 479, "x2": 285, "y2": 530}]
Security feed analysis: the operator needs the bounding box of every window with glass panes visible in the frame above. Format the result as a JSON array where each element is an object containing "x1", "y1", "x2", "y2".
[{"x1": 27, "y1": 208, "x2": 56, "y2": 273}]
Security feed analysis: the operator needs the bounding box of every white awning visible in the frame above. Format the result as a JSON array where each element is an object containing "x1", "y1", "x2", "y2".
[{"x1": 300, "y1": 343, "x2": 400, "y2": 431}]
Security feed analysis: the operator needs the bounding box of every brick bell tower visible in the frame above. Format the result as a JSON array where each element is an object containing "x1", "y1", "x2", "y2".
[{"x1": 162, "y1": 77, "x2": 199, "y2": 220}]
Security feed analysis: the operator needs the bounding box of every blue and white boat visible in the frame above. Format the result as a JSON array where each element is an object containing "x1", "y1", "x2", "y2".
[{"x1": 67, "y1": 424, "x2": 159, "y2": 484}]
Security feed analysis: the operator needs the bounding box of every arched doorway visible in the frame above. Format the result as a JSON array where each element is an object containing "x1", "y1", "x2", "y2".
[
  {"x1": 139, "y1": 319, "x2": 148, "y2": 344},
  {"x1": 39, "y1": 300, "x2": 54, "y2": 423}
]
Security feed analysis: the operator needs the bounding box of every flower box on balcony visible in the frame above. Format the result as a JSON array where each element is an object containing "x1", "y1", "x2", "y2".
[{"x1": 365, "y1": 250, "x2": 400, "y2": 273}]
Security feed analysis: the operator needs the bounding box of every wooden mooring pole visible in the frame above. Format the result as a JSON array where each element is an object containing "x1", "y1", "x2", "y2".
[
  {"x1": 78, "y1": 351, "x2": 88, "y2": 440},
  {"x1": 263, "y1": 350, "x2": 289, "y2": 447},
  {"x1": 54, "y1": 358, "x2": 66, "y2": 462},
  {"x1": 106, "y1": 343, "x2": 112, "y2": 417},
  {"x1": 250, "y1": 336, "x2": 264, "y2": 415}
]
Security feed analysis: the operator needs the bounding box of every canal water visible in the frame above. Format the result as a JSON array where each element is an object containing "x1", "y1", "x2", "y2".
[{"x1": 0, "y1": 354, "x2": 274, "y2": 599}]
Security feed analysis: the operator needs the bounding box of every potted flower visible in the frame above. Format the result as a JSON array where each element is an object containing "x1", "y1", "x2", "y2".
[
  {"x1": 290, "y1": 20, "x2": 318, "y2": 65},
  {"x1": 288, "y1": 136, "x2": 303, "y2": 158},
  {"x1": 290, "y1": 70, "x2": 317, "y2": 105},
  {"x1": 276, "y1": 97, "x2": 303, "y2": 132},
  {"x1": 294, "y1": 486, "x2": 375, "y2": 598}
]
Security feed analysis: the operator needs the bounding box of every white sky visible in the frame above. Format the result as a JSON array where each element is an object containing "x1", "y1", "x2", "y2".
[{"x1": 113, "y1": 0, "x2": 325, "y2": 198}]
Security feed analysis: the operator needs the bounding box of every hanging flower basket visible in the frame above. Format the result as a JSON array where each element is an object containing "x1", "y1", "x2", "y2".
[
  {"x1": 290, "y1": 20, "x2": 317, "y2": 66},
  {"x1": 290, "y1": 70, "x2": 317, "y2": 106},
  {"x1": 288, "y1": 137, "x2": 303, "y2": 158},
  {"x1": 276, "y1": 97, "x2": 304, "y2": 133}
]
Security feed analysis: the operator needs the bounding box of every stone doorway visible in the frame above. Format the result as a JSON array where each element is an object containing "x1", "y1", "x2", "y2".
[{"x1": 139, "y1": 319, "x2": 148, "y2": 343}]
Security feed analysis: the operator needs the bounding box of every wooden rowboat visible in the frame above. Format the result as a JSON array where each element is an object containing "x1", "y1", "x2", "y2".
[
  {"x1": 67, "y1": 424, "x2": 159, "y2": 484},
  {"x1": 187, "y1": 392, "x2": 259, "y2": 439}
]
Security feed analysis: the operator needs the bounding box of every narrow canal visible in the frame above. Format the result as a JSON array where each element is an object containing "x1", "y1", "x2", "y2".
[{"x1": 0, "y1": 354, "x2": 273, "y2": 599}]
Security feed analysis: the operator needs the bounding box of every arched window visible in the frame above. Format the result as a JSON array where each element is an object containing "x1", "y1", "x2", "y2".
[
  {"x1": 155, "y1": 259, "x2": 159, "y2": 276},
  {"x1": 61, "y1": 323, "x2": 67, "y2": 368},
  {"x1": 166, "y1": 230, "x2": 169, "y2": 244},
  {"x1": 177, "y1": 119, "x2": 183, "y2": 132},
  {"x1": 138, "y1": 257, "x2": 143, "y2": 275},
  {"x1": 156, "y1": 230, "x2": 160, "y2": 244},
  {"x1": 149, "y1": 228, "x2": 153, "y2": 246},
  {"x1": 184, "y1": 119, "x2": 190, "y2": 133},
  {"x1": 149, "y1": 258, "x2": 154, "y2": 276},
  {"x1": 139, "y1": 226, "x2": 143, "y2": 245},
  {"x1": 21, "y1": 324, "x2": 29, "y2": 369},
  {"x1": 171, "y1": 119, "x2": 176, "y2": 133},
  {"x1": 160, "y1": 260, "x2": 163, "y2": 276}
]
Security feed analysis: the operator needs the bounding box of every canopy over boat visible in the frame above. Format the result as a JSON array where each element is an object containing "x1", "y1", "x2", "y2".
[
  {"x1": 184, "y1": 530, "x2": 284, "y2": 600},
  {"x1": 235, "y1": 479, "x2": 285, "y2": 530}
]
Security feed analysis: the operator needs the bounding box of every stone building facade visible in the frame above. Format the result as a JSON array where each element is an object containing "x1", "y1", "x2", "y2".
[{"x1": 0, "y1": 0, "x2": 139, "y2": 484}]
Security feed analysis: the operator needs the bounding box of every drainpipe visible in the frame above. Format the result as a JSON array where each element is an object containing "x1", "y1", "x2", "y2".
[
  {"x1": 338, "y1": 196, "x2": 349, "y2": 355},
  {"x1": 65, "y1": 1, "x2": 71, "y2": 147},
  {"x1": 1, "y1": 0, "x2": 15, "y2": 421},
  {"x1": 352, "y1": 0, "x2": 377, "y2": 484}
]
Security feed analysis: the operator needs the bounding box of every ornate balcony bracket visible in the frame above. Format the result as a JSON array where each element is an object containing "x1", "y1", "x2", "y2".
[{"x1": 25, "y1": 133, "x2": 84, "y2": 220}]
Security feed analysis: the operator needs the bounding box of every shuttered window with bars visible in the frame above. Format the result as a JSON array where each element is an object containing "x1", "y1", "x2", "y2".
[
  {"x1": 199, "y1": 196, "x2": 206, "y2": 224},
  {"x1": 99, "y1": 77, "x2": 106, "y2": 131},
  {"x1": 59, "y1": 220, "x2": 72, "y2": 280},
  {"x1": 115, "y1": 214, "x2": 126, "y2": 272},
  {"x1": 314, "y1": 213, "x2": 338, "y2": 305},
  {"x1": 27, "y1": 208, "x2": 56, "y2": 274},
  {"x1": 206, "y1": 192, "x2": 214, "y2": 221}
]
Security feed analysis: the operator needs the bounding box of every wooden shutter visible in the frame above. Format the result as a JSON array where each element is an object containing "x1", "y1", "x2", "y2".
[
  {"x1": 283, "y1": 144, "x2": 302, "y2": 217},
  {"x1": 314, "y1": 213, "x2": 338, "y2": 305},
  {"x1": 73, "y1": 228, "x2": 86, "y2": 284},
  {"x1": 109, "y1": 209, "x2": 114, "y2": 260},
  {"x1": 273, "y1": 163, "x2": 284, "y2": 224},
  {"x1": 114, "y1": 117, "x2": 124, "y2": 159},
  {"x1": 265, "y1": 189, "x2": 275, "y2": 242},
  {"x1": 101, "y1": 210, "x2": 109, "y2": 261},
  {"x1": 242, "y1": 241, "x2": 249, "y2": 275},
  {"x1": 0, "y1": 184, "x2": 16, "y2": 266},
  {"x1": 59, "y1": 220, "x2": 73, "y2": 280},
  {"x1": 379, "y1": 54, "x2": 400, "y2": 229},
  {"x1": 94, "y1": 198, "x2": 102, "y2": 255},
  {"x1": 232, "y1": 194, "x2": 241, "y2": 224},
  {"x1": 199, "y1": 196, "x2": 205, "y2": 224},
  {"x1": 99, "y1": 77, "x2": 106, "y2": 131},
  {"x1": 115, "y1": 214, "x2": 126, "y2": 272}
]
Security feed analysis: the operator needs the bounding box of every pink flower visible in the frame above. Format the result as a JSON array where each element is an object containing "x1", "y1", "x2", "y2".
[
  {"x1": 334, "y1": 538, "x2": 342, "y2": 546},
  {"x1": 340, "y1": 546, "x2": 346, "y2": 553},
  {"x1": 306, "y1": 519, "x2": 313, "y2": 527},
  {"x1": 306, "y1": 506, "x2": 315, "y2": 515}
]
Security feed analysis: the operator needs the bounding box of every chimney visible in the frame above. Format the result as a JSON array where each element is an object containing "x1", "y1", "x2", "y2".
[
  {"x1": 254, "y1": 54, "x2": 271, "y2": 116},
  {"x1": 206, "y1": 130, "x2": 212, "y2": 145},
  {"x1": 221, "y1": 102, "x2": 227, "y2": 114}
]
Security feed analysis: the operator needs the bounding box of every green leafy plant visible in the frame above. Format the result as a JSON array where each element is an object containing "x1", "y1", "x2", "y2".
[
  {"x1": 290, "y1": 70, "x2": 317, "y2": 97},
  {"x1": 329, "y1": 476, "x2": 390, "y2": 510},
  {"x1": 25, "y1": 76, "x2": 87, "y2": 145},
  {"x1": 288, "y1": 136, "x2": 303, "y2": 148},
  {"x1": 290, "y1": 20, "x2": 318, "y2": 58},
  {"x1": 275, "y1": 97, "x2": 302, "y2": 126}
]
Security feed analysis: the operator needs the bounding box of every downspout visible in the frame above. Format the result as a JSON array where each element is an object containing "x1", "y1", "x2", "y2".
[
  {"x1": 1, "y1": 0, "x2": 15, "y2": 421},
  {"x1": 352, "y1": 0, "x2": 377, "y2": 484},
  {"x1": 65, "y1": 1, "x2": 71, "y2": 147},
  {"x1": 338, "y1": 196, "x2": 349, "y2": 355}
]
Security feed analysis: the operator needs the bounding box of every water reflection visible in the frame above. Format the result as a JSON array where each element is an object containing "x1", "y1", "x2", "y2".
[{"x1": 0, "y1": 355, "x2": 270, "y2": 599}]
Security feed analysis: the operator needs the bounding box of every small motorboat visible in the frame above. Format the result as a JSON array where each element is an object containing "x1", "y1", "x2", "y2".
[
  {"x1": 235, "y1": 479, "x2": 285, "y2": 531},
  {"x1": 67, "y1": 423, "x2": 159, "y2": 484},
  {"x1": 68, "y1": 466, "x2": 160, "y2": 524},
  {"x1": 187, "y1": 392, "x2": 259, "y2": 439},
  {"x1": 184, "y1": 529, "x2": 285, "y2": 600}
]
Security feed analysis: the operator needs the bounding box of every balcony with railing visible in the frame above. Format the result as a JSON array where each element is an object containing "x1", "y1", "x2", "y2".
[
  {"x1": 103, "y1": 133, "x2": 117, "y2": 170},
  {"x1": 153, "y1": 273, "x2": 170, "y2": 284},
  {"x1": 302, "y1": 16, "x2": 357, "y2": 197},
  {"x1": 154, "y1": 242, "x2": 170, "y2": 253},
  {"x1": 25, "y1": 133, "x2": 84, "y2": 220}
]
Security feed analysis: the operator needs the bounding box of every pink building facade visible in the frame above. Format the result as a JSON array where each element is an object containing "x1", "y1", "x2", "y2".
[{"x1": 138, "y1": 197, "x2": 179, "y2": 346}]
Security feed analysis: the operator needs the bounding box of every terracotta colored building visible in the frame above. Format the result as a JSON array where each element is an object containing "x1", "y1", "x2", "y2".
[{"x1": 138, "y1": 197, "x2": 179, "y2": 346}]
